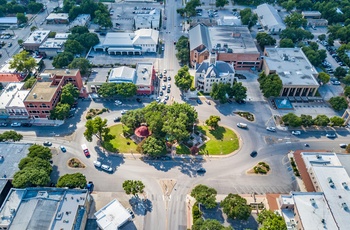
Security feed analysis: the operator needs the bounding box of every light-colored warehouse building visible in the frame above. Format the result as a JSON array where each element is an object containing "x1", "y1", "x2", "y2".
[{"x1": 255, "y1": 3, "x2": 286, "y2": 34}]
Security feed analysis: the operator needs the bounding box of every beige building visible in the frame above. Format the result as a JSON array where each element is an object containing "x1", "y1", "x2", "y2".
[
  {"x1": 262, "y1": 48, "x2": 319, "y2": 97},
  {"x1": 23, "y1": 30, "x2": 50, "y2": 51}
]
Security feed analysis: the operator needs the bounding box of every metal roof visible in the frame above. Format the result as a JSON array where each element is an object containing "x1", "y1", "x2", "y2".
[{"x1": 255, "y1": 4, "x2": 286, "y2": 31}]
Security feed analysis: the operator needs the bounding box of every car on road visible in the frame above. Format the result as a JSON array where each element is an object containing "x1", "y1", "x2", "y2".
[
  {"x1": 101, "y1": 164, "x2": 113, "y2": 172},
  {"x1": 7, "y1": 42, "x2": 12, "y2": 47},
  {"x1": 86, "y1": 181, "x2": 94, "y2": 193},
  {"x1": 162, "y1": 85, "x2": 166, "y2": 90},
  {"x1": 127, "y1": 208, "x2": 135, "y2": 218},
  {"x1": 326, "y1": 133, "x2": 337, "y2": 138},
  {"x1": 331, "y1": 81, "x2": 341, "y2": 85},
  {"x1": 340, "y1": 143, "x2": 348, "y2": 148},
  {"x1": 250, "y1": 151, "x2": 257, "y2": 157},
  {"x1": 165, "y1": 94, "x2": 169, "y2": 100},
  {"x1": 115, "y1": 100, "x2": 122, "y2": 105},
  {"x1": 114, "y1": 117, "x2": 121, "y2": 122},
  {"x1": 21, "y1": 123, "x2": 32, "y2": 127},
  {"x1": 292, "y1": 131, "x2": 301, "y2": 135},
  {"x1": 81, "y1": 144, "x2": 90, "y2": 157},
  {"x1": 0, "y1": 122, "x2": 7, "y2": 127},
  {"x1": 196, "y1": 167, "x2": 206, "y2": 173},
  {"x1": 121, "y1": 109, "x2": 128, "y2": 115},
  {"x1": 43, "y1": 141, "x2": 52, "y2": 146},
  {"x1": 197, "y1": 99, "x2": 202, "y2": 104},
  {"x1": 237, "y1": 123, "x2": 247, "y2": 129},
  {"x1": 266, "y1": 127, "x2": 276, "y2": 132},
  {"x1": 163, "y1": 77, "x2": 167, "y2": 82},
  {"x1": 167, "y1": 88, "x2": 171, "y2": 93},
  {"x1": 11, "y1": 122, "x2": 21, "y2": 127},
  {"x1": 93, "y1": 161, "x2": 102, "y2": 167},
  {"x1": 60, "y1": 146, "x2": 66, "y2": 152}
]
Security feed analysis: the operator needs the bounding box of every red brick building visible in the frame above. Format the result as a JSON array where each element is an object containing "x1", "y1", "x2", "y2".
[{"x1": 23, "y1": 69, "x2": 87, "y2": 119}]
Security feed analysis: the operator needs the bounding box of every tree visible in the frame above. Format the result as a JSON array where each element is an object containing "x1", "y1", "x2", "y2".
[
  {"x1": 346, "y1": 144, "x2": 350, "y2": 153},
  {"x1": 329, "y1": 96, "x2": 348, "y2": 111},
  {"x1": 313, "y1": 115, "x2": 330, "y2": 126},
  {"x1": 330, "y1": 116, "x2": 345, "y2": 126},
  {"x1": 191, "y1": 184, "x2": 217, "y2": 209},
  {"x1": 30, "y1": 26, "x2": 37, "y2": 32},
  {"x1": 256, "y1": 33, "x2": 276, "y2": 50},
  {"x1": 122, "y1": 180, "x2": 145, "y2": 196},
  {"x1": 192, "y1": 219, "x2": 233, "y2": 230},
  {"x1": 175, "y1": 65, "x2": 193, "y2": 92},
  {"x1": 57, "y1": 173, "x2": 87, "y2": 188},
  {"x1": 64, "y1": 40, "x2": 84, "y2": 55},
  {"x1": 61, "y1": 83, "x2": 79, "y2": 106},
  {"x1": 17, "y1": 39, "x2": 23, "y2": 46},
  {"x1": 141, "y1": 136, "x2": 166, "y2": 157},
  {"x1": 84, "y1": 116, "x2": 112, "y2": 142},
  {"x1": 12, "y1": 167, "x2": 50, "y2": 188},
  {"x1": 27, "y1": 2, "x2": 44, "y2": 13},
  {"x1": 205, "y1": 115, "x2": 221, "y2": 129},
  {"x1": 216, "y1": 0, "x2": 228, "y2": 8},
  {"x1": 0, "y1": 130, "x2": 23, "y2": 142},
  {"x1": 282, "y1": 113, "x2": 302, "y2": 127},
  {"x1": 318, "y1": 34, "x2": 326, "y2": 41},
  {"x1": 18, "y1": 157, "x2": 52, "y2": 174},
  {"x1": 50, "y1": 102, "x2": 70, "y2": 120},
  {"x1": 9, "y1": 51, "x2": 37, "y2": 73},
  {"x1": 344, "y1": 75, "x2": 350, "y2": 85},
  {"x1": 94, "y1": 10, "x2": 112, "y2": 28},
  {"x1": 302, "y1": 47, "x2": 326, "y2": 66},
  {"x1": 179, "y1": 0, "x2": 201, "y2": 17},
  {"x1": 52, "y1": 52, "x2": 74, "y2": 68},
  {"x1": 240, "y1": 8, "x2": 257, "y2": 28},
  {"x1": 23, "y1": 76, "x2": 36, "y2": 89},
  {"x1": 280, "y1": 28, "x2": 313, "y2": 43},
  {"x1": 27, "y1": 144, "x2": 52, "y2": 160},
  {"x1": 220, "y1": 193, "x2": 251, "y2": 220},
  {"x1": 16, "y1": 13, "x2": 27, "y2": 24},
  {"x1": 344, "y1": 86, "x2": 350, "y2": 97},
  {"x1": 48, "y1": 31, "x2": 57, "y2": 38},
  {"x1": 279, "y1": 38, "x2": 294, "y2": 48},
  {"x1": 176, "y1": 49, "x2": 190, "y2": 65},
  {"x1": 68, "y1": 58, "x2": 91, "y2": 75},
  {"x1": 300, "y1": 114, "x2": 313, "y2": 127},
  {"x1": 70, "y1": 26, "x2": 89, "y2": 34},
  {"x1": 258, "y1": 72, "x2": 283, "y2": 98},
  {"x1": 318, "y1": 72, "x2": 330, "y2": 84},
  {"x1": 162, "y1": 112, "x2": 191, "y2": 142},
  {"x1": 210, "y1": 83, "x2": 229, "y2": 103},
  {"x1": 77, "y1": 33, "x2": 99, "y2": 49},
  {"x1": 98, "y1": 83, "x2": 117, "y2": 97},
  {"x1": 334, "y1": 67, "x2": 347, "y2": 78},
  {"x1": 230, "y1": 82, "x2": 247, "y2": 101},
  {"x1": 258, "y1": 209, "x2": 287, "y2": 230},
  {"x1": 116, "y1": 83, "x2": 137, "y2": 97},
  {"x1": 175, "y1": 36, "x2": 189, "y2": 51},
  {"x1": 284, "y1": 12, "x2": 307, "y2": 28},
  {"x1": 281, "y1": 0, "x2": 296, "y2": 11}
]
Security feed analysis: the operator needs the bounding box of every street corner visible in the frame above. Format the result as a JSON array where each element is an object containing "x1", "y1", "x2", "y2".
[{"x1": 159, "y1": 179, "x2": 177, "y2": 196}]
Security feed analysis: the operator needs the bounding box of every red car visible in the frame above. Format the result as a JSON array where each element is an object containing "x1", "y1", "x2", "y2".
[{"x1": 83, "y1": 149, "x2": 90, "y2": 157}]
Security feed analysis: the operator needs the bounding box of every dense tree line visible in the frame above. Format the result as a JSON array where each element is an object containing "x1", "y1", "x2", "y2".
[
  {"x1": 50, "y1": 83, "x2": 79, "y2": 120},
  {"x1": 97, "y1": 82, "x2": 137, "y2": 98},
  {"x1": 210, "y1": 82, "x2": 247, "y2": 103},
  {"x1": 282, "y1": 113, "x2": 346, "y2": 127},
  {"x1": 0, "y1": 131, "x2": 23, "y2": 142},
  {"x1": 175, "y1": 36, "x2": 190, "y2": 65}
]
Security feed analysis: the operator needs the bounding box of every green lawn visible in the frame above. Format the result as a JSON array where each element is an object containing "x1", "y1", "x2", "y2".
[
  {"x1": 198, "y1": 125, "x2": 239, "y2": 155},
  {"x1": 176, "y1": 143, "x2": 191, "y2": 154},
  {"x1": 103, "y1": 124, "x2": 138, "y2": 153}
]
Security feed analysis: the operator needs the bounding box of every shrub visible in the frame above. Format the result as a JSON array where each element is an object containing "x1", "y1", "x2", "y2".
[
  {"x1": 86, "y1": 115, "x2": 92, "y2": 120},
  {"x1": 192, "y1": 202, "x2": 202, "y2": 223}
]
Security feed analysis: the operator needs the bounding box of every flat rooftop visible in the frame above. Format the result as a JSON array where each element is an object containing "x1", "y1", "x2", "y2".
[
  {"x1": 109, "y1": 66, "x2": 136, "y2": 83},
  {"x1": 55, "y1": 33, "x2": 70, "y2": 39},
  {"x1": 95, "y1": 199, "x2": 131, "y2": 230},
  {"x1": 301, "y1": 152, "x2": 342, "y2": 169},
  {"x1": 0, "y1": 143, "x2": 30, "y2": 179},
  {"x1": 136, "y1": 63, "x2": 153, "y2": 85},
  {"x1": 0, "y1": 83, "x2": 24, "y2": 109},
  {"x1": 46, "y1": 13, "x2": 69, "y2": 20},
  {"x1": 264, "y1": 48, "x2": 319, "y2": 86},
  {"x1": 70, "y1": 14, "x2": 90, "y2": 27},
  {"x1": 24, "y1": 82, "x2": 57, "y2": 102},
  {"x1": 100, "y1": 32, "x2": 135, "y2": 47},
  {"x1": 23, "y1": 30, "x2": 50, "y2": 45},
  {"x1": 8, "y1": 90, "x2": 30, "y2": 108},
  {"x1": 43, "y1": 68, "x2": 79, "y2": 77},
  {"x1": 39, "y1": 38, "x2": 65, "y2": 49},
  {"x1": 0, "y1": 188, "x2": 89, "y2": 230}
]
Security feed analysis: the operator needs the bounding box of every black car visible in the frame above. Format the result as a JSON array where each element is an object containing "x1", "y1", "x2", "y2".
[
  {"x1": 167, "y1": 88, "x2": 171, "y2": 93},
  {"x1": 21, "y1": 123, "x2": 32, "y2": 127},
  {"x1": 114, "y1": 117, "x2": 121, "y2": 122},
  {"x1": 159, "y1": 91, "x2": 163, "y2": 96},
  {"x1": 136, "y1": 98, "x2": 142, "y2": 103},
  {"x1": 197, "y1": 167, "x2": 206, "y2": 173},
  {"x1": 250, "y1": 151, "x2": 257, "y2": 157},
  {"x1": 236, "y1": 100, "x2": 246, "y2": 104},
  {"x1": 43, "y1": 141, "x2": 52, "y2": 146}
]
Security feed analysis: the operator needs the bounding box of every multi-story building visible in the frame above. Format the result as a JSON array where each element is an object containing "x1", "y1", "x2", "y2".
[
  {"x1": 189, "y1": 24, "x2": 261, "y2": 71},
  {"x1": 0, "y1": 187, "x2": 91, "y2": 230},
  {"x1": 195, "y1": 53, "x2": 236, "y2": 93},
  {"x1": 0, "y1": 83, "x2": 29, "y2": 119},
  {"x1": 46, "y1": 13, "x2": 69, "y2": 24},
  {"x1": 23, "y1": 30, "x2": 50, "y2": 51},
  {"x1": 93, "y1": 29, "x2": 159, "y2": 55},
  {"x1": 135, "y1": 62, "x2": 155, "y2": 95},
  {"x1": 262, "y1": 48, "x2": 319, "y2": 97},
  {"x1": 23, "y1": 69, "x2": 86, "y2": 119},
  {"x1": 255, "y1": 3, "x2": 286, "y2": 34}
]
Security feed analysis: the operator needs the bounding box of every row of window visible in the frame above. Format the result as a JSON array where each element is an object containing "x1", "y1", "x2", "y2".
[{"x1": 29, "y1": 110, "x2": 50, "y2": 114}]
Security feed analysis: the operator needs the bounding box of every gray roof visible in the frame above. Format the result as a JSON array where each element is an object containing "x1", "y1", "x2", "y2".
[
  {"x1": 196, "y1": 60, "x2": 235, "y2": 78},
  {"x1": 136, "y1": 63, "x2": 153, "y2": 86},
  {"x1": 0, "y1": 143, "x2": 30, "y2": 179},
  {"x1": 189, "y1": 24, "x2": 211, "y2": 51},
  {"x1": 256, "y1": 4, "x2": 286, "y2": 31},
  {"x1": 0, "y1": 17, "x2": 17, "y2": 24},
  {"x1": 108, "y1": 66, "x2": 136, "y2": 83}
]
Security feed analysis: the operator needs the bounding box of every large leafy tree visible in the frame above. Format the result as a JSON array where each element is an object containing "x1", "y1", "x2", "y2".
[
  {"x1": 141, "y1": 136, "x2": 165, "y2": 157},
  {"x1": 240, "y1": 8, "x2": 258, "y2": 28},
  {"x1": 68, "y1": 58, "x2": 91, "y2": 75},
  {"x1": 258, "y1": 72, "x2": 283, "y2": 98},
  {"x1": 282, "y1": 113, "x2": 302, "y2": 127},
  {"x1": 98, "y1": 83, "x2": 117, "y2": 97},
  {"x1": 302, "y1": 46, "x2": 326, "y2": 67},
  {"x1": 178, "y1": 0, "x2": 201, "y2": 17},
  {"x1": 220, "y1": 193, "x2": 251, "y2": 220},
  {"x1": 94, "y1": 10, "x2": 112, "y2": 28},
  {"x1": 57, "y1": 173, "x2": 87, "y2": 189},
  {"x1": 50, "y1": 102, "x2": 70, "y2": 120},
  {"x1": 258, "y1": 209, "x2": 287, "y2": 230},
  {"x1": 329, "y1": 96, "x2": 348, "y2": 111},
  {"x1": 256, "y1": 33, "x2": 276, "y2": 50},
  {"x1": 284, "y1": 12, "x2": 307, "y2": 28},
  {"x1": 175, "y1": 65, "x2": 193, "y2": 92},
  {"x1": 330, "y1": 116, "x2": 345, "y2": 126},
  {"x1": 344, "y1": 86, "x2": 350, "y2": 97},
  {"x1": 18, "y1": 157, "x2": 52, "y2": 174},
  {"x1": 216, "y1": 0, "x2": 228, "y2": 8},
  {"x1": 64, "y1": 40, "x2": 84, "y2": 55},
  {"x1": 191, "y1": 184, "x2": 217, "y2": 209},
  {"x1": 313, "y1": 114, "x2": 330, "y2": 126},
  {"x1": 12, "y1": 167, "x2": 50, "y2": 188},
  {"x1": 52, "y1": 52, "x2": 74, "y2": 68},
  {"x1": 176, "y1": 49, "x2": 190, "y2": 65},
  {"x1": 279, "y1": 38, "x2": 294, "y2": 48},
  {"x1": 192, "y1": 219, "x2": 233, "y2": 230},
  {"x1": 280, "y1": 28, "x2": 313, "y2": 43},
  {"x1": 300, "y1": 114, "x2": 314, "y2": 127},
  {"x1": 61, "y1": 83, "x2": 79, "y2": 106},
  {"x1": 0, "y1": 130, "x2": 23, "y2": 142},
  {"x1": 122, "y1": 180, "x2": 145, "y2": 196},
  {"x1": 210, "y1": 83, "x2": 229, "y2": 103},
  {"x1": 116, "y1": 83, "x2": 137, "y2": 97},
  {"x1": 16, "y1": 13, "x2": 27, "y2": 24},
  {"x1": 9, "y1": 51, "x2": 37, "y2": 73},
  {"x1": 334, "y1": 67, "x2": 347, "y2": 78},
  {"x1": 318, "y1": 72, "x2": 330, "y2": 84},
  {"x1": 205, "y1": 115, "x2": 221, "y2": 130},
  {"x1": 230, "y1": 82, "x2": 247, "y2": 101},
  {"x1": 27, "y1": 144, "x2": 52, "y2": 160},
  {"x1": 84, "y1": 116, "x2": 113, "y2": 142}
]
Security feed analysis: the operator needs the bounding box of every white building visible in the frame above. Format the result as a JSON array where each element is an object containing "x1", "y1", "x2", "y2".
[
  {"x1": 95, "y1": 199, "x2": 131, "y2": 230},
  {"x1": 0, "y1": 83, "x2": 29, "y2": 119},
  {"x1": 39, "y1": 39, "x2": 65, "y2": 57},
  {"x1": 255, "y1": 4, "x2": 286, "y2": 34},
  {"x1": 46, "y1": 13, "x2": 69, "y2": 24},
  {"x1": 134, "y1": 9, "x2": 161, "y2": 30},
  {"x1": 108, "y1": 66, "x2": 136, "y2": 84},
  {"x1": 23, "y1": 30, "x2": 50, "y2": 51},
  {"x1": 93, "y1": 29, "x2": 159, "y2": 55},
  {"x1": 195, "y1": 53, "x2": 236, "y2": 93},
  {"x1": 70, "y1": 14, "x2": 91, "y2": 27}
]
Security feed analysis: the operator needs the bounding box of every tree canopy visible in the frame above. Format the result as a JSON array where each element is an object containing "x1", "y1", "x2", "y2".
[
  {"x1": 57, "y1": 173, "x2": 87, "y2": 188},
  {"x1": 23, "y1": 76, "x2": 37, "y2": 89},
  {"x1": 220, "y1": 193, "x2": 251, "y2": 220},
  {"x1": 192, "y1": 218, "x2": 233, "y2": 230},
  {"x1": 318, "y1": 72, "x2": 330, "y2": 84},
  {"x1": 27, "y1": 144, "x2": 52, "y2": 160},
  {"x1": 279, "y1": 38, "x2": 295, "y2": 48},
  {"x1": 256, "y1": 33, "x2": 276, "y2": 50},
  {"x1": 313, "y1": 114, "x2": 330, "y2": 126},
  {"x1": 84, "y1": 116, "x2": 113, "y2": 143},
  {"x1": 50, "y1": 102, "x2": 70, "y2": 120},
  {"x1": 53, "y1": 52, "x2": 74, "y2": 68},
  {"x1": 282, "y1": 113, "x2": 302, "y2": 127},
  {"x1": 175, "y1": 66, "x2": 193, "y2": 92},
  {"x1": 191, "y1": 184, "x2": 217, "y2": 209},
  {"x1": 68, "y1": 58, "x2": 91, "y2": 75},
  {"x1": 9, "y1": 51, "x2": 37, "y2": 73},
  {"x1": 330, "y1": 116, "x2": 345, "y2": 126},
  {"x1": 12, "y1": 167, "x2": 50, "y2": 188},
  {"x1": 175, "y1": 36, "x2": 189, "y2": 64},
  {"x1": 329, "y1": 96, "x2": 348, "y2": 111},
  {"x1": 97, "y1": 82, "x2": 137, "y2": 97},
  {"x1": 240, "y1": 8, "x2": 258, "y2": 28},
  {"x1": 141, "y1": 136, "x2": 166, "y2": 157},
  {"x1": 258, "y1": 209, "x2": 287, "y2": 230},
  {"x1": 258, "y1": 72, "x2": 282, "y2": 98},
  {"x1": 205, "y1": 115, "x2": 221, "y2": 129},
  {"x1": 61, "y1": 83, "x2": 79, "y2": 106},
  {"x1": 280, "y1": 28, "x2": 313, "y2": 43},
  {"x1": 177, "y1": 0, "x2": 200, "y2": 17},
  {"x1": 122, "y1": 180, "x2": 145, "y2": 196},
  {"x1": 284, "y1": 12, "x2": 307, "y2": 28},
  {"x1": 0, "y1": 130, "x2": 23, "y2": 142}
]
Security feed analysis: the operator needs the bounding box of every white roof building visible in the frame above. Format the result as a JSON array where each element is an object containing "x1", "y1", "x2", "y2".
[
  {"x1": 108, "y1": 66, "x2": 136, "y2": 84},
  {"x1": 255, "y1": 3, "x2": 286, "y2": 34},
  {"x1": 46, "y1": 13, "x2": 69, "y2": 24},
  {"x1": 23, "y1": 30, "x2": 50, "y2": 51},
  {"x1": 95, "y1": 199, "x2": 131, "y2": 230},
  {"x1": 134, "y1": 9, "x2": 161, "y2": 30},
  {"x1": 70, "y1": 14, "x2": 91, "y2": 27}
]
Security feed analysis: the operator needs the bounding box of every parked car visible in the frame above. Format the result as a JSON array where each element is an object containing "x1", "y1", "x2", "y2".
[
  {"x1": 11, "y1": 122, "x2": 21, "y2": 127},
  {"x1": 167, "y1": 88, "x2": 171, "y2": 93},
  {"x1": 167, "y1": 76, "x2": 171, "y2": 81},
  {"x1": 60, "y1": 146, "x2": 66, "y2": 152},
  {"x1": 156, "y1": 97, "x2": 161, "y2": 103},
  {"x1": 292, "y1": 131, "x2": 301, "y2": 135},
  {"x1": 266, "y1": 127, "x2": 276, "y2": 132},
  {"x1": 326, "y1": 133, "x2": 337, "y2": 138},
  {"x1": 205, "y1": 100, "x2": 211, "y2": 105},
  {"x1": 332, "y1": 81, "x2": 341, "y2": 85},
  {"x1": 114, "y1": 117, "x2": 121, "y2": 122},
  {"x1": 93, "y1": 161, "x2": 102, "y2": 167},
  {"x1": 0, "y1": 122, "x2": 7, "y2": 127},
  {"x1": 340, "y1": 143, "x2": 348, "y2": 148},
  {"x1": 250, "y1": 151, "x2": 257, "y2": 157},
  {"x1": 196, "y1": 167, "x2": 206, "y2": 173},
  {"x1": 136, "y1": 98, "x2": 142, "y2": 103},
  {"x1": 197, "y1": 99, "x2": 202, "y2": 104},
  {"x1": 43, "y1": 141, "x2": 52, "y2": 146},
  {"x1": 162, "y1": 85, "x2": 166, "y2": 90},
  {"x1": 159, "y1": 91, "x2": 163, "y2": 96},
  {"x1": 101, "y1": 164, "x2": 113, "y2": 172},
  {"x1": 165, "y1": 94, "x2": 169, "y2": 100}
]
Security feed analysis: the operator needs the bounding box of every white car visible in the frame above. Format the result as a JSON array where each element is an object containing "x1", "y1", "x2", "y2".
[
  {"x1": 101, "y1": 164, "x2": 113, "y2": 172},
  {"x1": 167, "y1": 83, "x2": 171, "y2": 88},
  {"x1": 162, "y1": 85, "x2": 166, "y2": 90},
  {"x1": 165, "y1": 94, "x2": 169, "y2": 100},
  {"x1": 93, "y1": 161, "x2": 101, "y2": 167},
  {"x1": 121, "y1": 109, "x2": 128, "y2": 115},
  {"x1": 292, "y1": 131, "x2": 301, "y2": 135},
  {"x1": 156, "y1": 97, "x2": 161, "y2": 103},
  {"x1": 11, "y1": 122, "x2": 21, "y2": 127},
  {"x1": 115, "y1": 100, "x2": 122, "y2": 105},
  {"x1": 266, "y1": 127, "x2": 276, "y2": 132},
  {"x1": 163, "y1": 69, "x2": 167, "y2": 74},
  {"x1": 340, "y1": 143, "x2": 347, "y2": 148},
  {"x1": 326, "y1": 133, "x2": 336, "y2": 138}
]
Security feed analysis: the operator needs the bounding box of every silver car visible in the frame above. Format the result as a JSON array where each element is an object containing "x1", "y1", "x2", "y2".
[{"x1": 101, "y1": 164, "x2": 113, "y2": 172}]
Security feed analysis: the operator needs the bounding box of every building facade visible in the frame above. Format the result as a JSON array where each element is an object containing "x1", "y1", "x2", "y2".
[{"x1": 46, "y1": 13, "x2": 69, "y2": 24}]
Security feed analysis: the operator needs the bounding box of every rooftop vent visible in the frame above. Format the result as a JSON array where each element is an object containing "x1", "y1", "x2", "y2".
[
  {"x1": 342, "y1": 182, "x2": 348, "y2": 189},
  {"x1": 65, "y1": 69, "x2": 70, "y2": 74},
  {"x1": 316, "y1": 154, "x2": 322, "y2": 159},
  {"x1": 328, "y1": 177, "x2": 335, "y2": 188},
  {"x1": 310, "y1": 198, "x2": 316, "y2": 206}
]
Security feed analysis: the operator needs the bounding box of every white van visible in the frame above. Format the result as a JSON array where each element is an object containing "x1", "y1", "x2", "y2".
[{"x1": 237, "y1": 123, "x2": 248, "y2": 129}]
